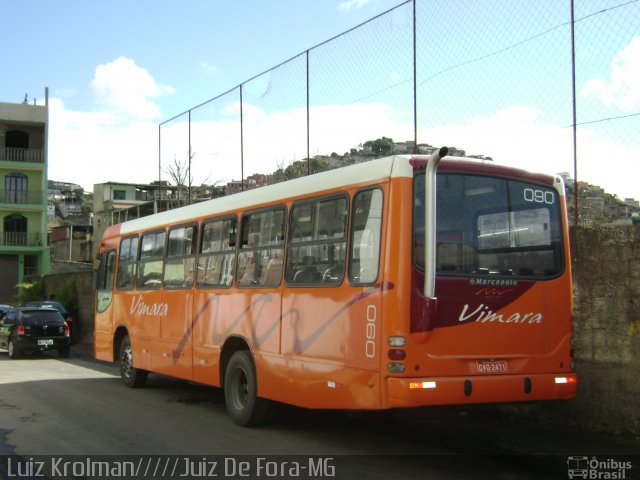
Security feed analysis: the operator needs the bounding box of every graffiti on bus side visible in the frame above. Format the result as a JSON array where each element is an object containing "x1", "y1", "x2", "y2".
[
  {"x1": 288, "y1": 282, "x2": 393, "y2": 354},
  {"x1": 172, "y1": 282, "x2": 394, "y2": 365}
]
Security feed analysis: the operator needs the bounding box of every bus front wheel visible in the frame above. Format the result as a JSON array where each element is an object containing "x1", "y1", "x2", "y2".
[
  {"x1": 119, "y1": 335, "x2": 148, "y2": 388},
  {"x1": 224, "y1": 351, "x2": 270, "y2": 427}
]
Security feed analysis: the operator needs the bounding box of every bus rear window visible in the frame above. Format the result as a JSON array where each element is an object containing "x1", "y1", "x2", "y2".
[{"x1": 414, "y1": 173, "x2": 564, "y2": 279}]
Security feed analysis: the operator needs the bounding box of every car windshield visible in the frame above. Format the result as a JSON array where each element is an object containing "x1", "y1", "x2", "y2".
[
  {"x1": 1, "y1": 309, "x2": 17, "y2": 322},
  {"x1": 26, "y1": 301, "x2": 67, "y2": 314},
  {"x1": 22, "y1": 310, "x2": 64, "y2": 325}
]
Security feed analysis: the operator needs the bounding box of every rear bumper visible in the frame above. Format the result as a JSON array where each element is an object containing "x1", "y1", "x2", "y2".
[
  {"x1": 387, "y1": 373, "x2": 577, "y2": 408},
  {"x1": 16, "y1": 336, "x2": 71, "y2": 352}
]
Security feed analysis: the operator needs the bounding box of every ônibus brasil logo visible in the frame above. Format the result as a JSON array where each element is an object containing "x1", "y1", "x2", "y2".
[{"x1": 567, "y1": 456, "x2": 632, "y2": 479}]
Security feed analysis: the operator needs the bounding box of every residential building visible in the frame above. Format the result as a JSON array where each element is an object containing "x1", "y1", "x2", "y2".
[
  {"x1": 92, "y1": 181, "x2": 178, "y2": 260},
  {"x1": 226, "y1": 173, "x2": 268, "y2": 195},
  {"x1": 0, "y1": 90, "x2": 50, "y2": 302},
  {"x1": 48, "y1": 180, "x2": 89, "y2": 225},
  {"x1": 50, "y1": 224, "x2": 93, "y2": 263}
]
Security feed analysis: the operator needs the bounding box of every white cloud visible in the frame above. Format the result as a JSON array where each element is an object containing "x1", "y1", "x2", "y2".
[
  {"x1": 47, "y1": 92, "x2": 640, "y2": 201},
  {"x1": 338, "y1": 0, "x2": 373, "y2": 11},
  {"x1": 160, "y1": 101, "x2": 412, "y2": 185},
  {"x1": 581, "y1": 36, "x2": 640, "y2": 111},
  {"x1": 199, "y1": 61, "x2": 220, "y2": 74},
  {"x1": 53, "y1": 87, "x2": 77, "y2": 99},
  {"x1": 423, "y1": 105, "x2": 639, "y2": 200},
  {"x1": 47, "y1": 97, "x2": 159, "y2": 190},
  {"x1": 91, "y1": 57, "x2": 175, "y2": 119}
]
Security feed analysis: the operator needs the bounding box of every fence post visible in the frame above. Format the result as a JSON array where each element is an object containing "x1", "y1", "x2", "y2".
[
  {"x1": 570, "y1": 0, "x2": 579, "y2": 226},
  {"x1": 413, "y1": 0, "x2": 418, "y2": 153},
  {"x1": 240, "y1": 85, "x2": 244, "y2": 192},
  {"x1": 306, "y1": 49, "x2": 310, "y2": 175}
]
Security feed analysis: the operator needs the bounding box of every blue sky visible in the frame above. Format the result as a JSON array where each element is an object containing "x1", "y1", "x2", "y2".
[
  {"x1": 4, "y1": 0, "x2": 401, "y2": 116},
  {"x1": 2, "y1": 0, "x2": 639, "y2": 200}
]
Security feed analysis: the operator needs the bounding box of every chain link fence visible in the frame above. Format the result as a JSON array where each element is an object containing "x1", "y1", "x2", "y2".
[{"x1": 159, "y1": 0, "x2": 639, "y2": 223}]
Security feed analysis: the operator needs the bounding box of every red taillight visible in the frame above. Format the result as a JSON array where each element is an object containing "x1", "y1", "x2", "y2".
[
  {"x1": 17, "y1": 325, "x2": 26, "y2": 336},
  {"x1": 387, "y1": 349, "x2": 406, "y2": 361},
  {"x1": 64, "y1": 323, "x2": 70, "y2": 336}
]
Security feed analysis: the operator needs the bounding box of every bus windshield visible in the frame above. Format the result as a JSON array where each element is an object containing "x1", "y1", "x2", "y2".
[{"x1": 414, "y1": 173, "x2": 564, "y2": 279}]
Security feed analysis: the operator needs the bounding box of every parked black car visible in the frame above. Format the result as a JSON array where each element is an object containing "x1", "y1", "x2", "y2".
[
  {"x1": 0, "y1": 304, "x2": 12, "y2": 319},
  {"x1": 25, "y1": 301, "x2": 75, "y2": 341},
  {"x1": 0, "y1": 307, "x2": 71, "y2": 359}
]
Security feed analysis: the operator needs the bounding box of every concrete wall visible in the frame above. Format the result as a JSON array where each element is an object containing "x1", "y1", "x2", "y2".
[
  {"x1": 41, "y1": 270, "x2": 93, "y2": 344},
  {"x1": 569, "y1": 225, "x2": 640, "y2": 436}
]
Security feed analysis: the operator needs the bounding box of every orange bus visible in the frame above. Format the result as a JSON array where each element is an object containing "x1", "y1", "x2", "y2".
[{"x1": 94, "y1": 148, "x2": 577, "y2": 426}]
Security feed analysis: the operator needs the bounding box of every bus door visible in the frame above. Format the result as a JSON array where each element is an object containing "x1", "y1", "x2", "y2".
[
  {"x1": 233, "y1": 208, "x2": 286, "y2": 355},
  {"x1": 95, "y1": 249, "x2": 117, "y2": 362},
  {"x1": 157, "y1": 225, "x2": 197, "y2": 381},
  {"x1": 192, "y1": 216, "x2": 238, "y2": 386},
  {"x1": 131, "y1": 230, "x2": 166, "y2": 375},
  {"x1": 281, "y1": 190, "x2": 384, "y2": 408}
]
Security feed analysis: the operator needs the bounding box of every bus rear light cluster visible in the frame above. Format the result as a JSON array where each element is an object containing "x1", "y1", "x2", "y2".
[
  {"x1": 387, "y1": 337, "x2": 407, "y2": 373},
  {"x1": 64, "y1": 323, "x2": 70, "y2": 337},
  {"x1": 387, "y1": 363, "x2": 406, "y2": 373}
]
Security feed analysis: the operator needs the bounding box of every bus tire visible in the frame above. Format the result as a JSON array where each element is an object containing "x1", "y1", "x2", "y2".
[
  {"x1": 224, "y1": 350, "x2": 270, "y2": 427},
  {"x1": 58, "y1": 346, "x2": 71, "y2": 358},
  {"x1": 119, "y1": 335, "x2": 148, "y2": 388}
]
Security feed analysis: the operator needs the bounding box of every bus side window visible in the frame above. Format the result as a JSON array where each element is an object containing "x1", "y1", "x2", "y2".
[
  {"x1": 164, "y1": 225, "x2": 197, "y2": 289},
  {"x1": 137, "y1": 230, "x2": 165, "y2": 290},
  {"x1": 116, "y1": 236, "x2": 138, "y2": 290},
  {"x1": 349, "y1": 188, "x2": 383, "y2": 285},
  {"x1": 197, "y1": 217, "x2": 237, "y2": 288},
  {"x1": 237, "y1": 208, "x2": 285, "y2": 288},
  {"x1": 286, "y1": 196, "x2": 348, "y2": 286}
]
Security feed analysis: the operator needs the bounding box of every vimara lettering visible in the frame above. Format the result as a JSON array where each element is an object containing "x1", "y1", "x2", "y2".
[
  {"x1": 459, "y1": 304, "x2": 543, "y2": 324},
  {"x1": 130, "y1": 295, "x2": 169, "y2": 317}
]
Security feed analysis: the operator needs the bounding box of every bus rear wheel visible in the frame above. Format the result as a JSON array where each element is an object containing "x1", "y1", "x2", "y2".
[
  {"x1": 224, "y1": 351, "x2": 270, "y2": 427},
  {"x1": 119, "y1": 335, "x2": 148, "y2": 388}
]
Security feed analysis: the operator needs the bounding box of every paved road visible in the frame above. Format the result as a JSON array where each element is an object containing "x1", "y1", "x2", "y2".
[{"x1": 0, "y1": 349, "x2": 638, "y2": 479}]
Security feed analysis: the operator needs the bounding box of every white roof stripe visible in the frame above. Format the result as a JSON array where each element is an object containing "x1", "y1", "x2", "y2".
[{"x1": 120, "y1": 155, "x2": 414, "y2": 234}]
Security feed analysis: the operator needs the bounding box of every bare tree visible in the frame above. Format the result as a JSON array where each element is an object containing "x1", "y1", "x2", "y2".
[{"x1": 163, "y1": 148, "x2": 210, "y2": 207}]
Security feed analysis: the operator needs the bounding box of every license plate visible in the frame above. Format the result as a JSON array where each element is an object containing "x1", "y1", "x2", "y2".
[
  {"x1": 476, "y1": 360, "x2": 508, "y2": 374},
  {"x1": 37, "y1": 339, "x2": 54, "y2": 346}
]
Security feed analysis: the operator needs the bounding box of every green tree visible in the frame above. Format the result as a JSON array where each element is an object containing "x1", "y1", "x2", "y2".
[
  {"x1": 364, "y1": 137, "x2": 395, "y2": 156},
  {"x1": 14, "y1": 278, "x2": 46, "y2": 304}
]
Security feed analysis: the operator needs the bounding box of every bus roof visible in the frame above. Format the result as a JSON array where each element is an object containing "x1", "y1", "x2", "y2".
[
  {"x1": 113, "y1": 154, "x2": 409, "y2": 236},
  {"x1": 108, "y1": 154, "x2": 559, "y2": 237}
]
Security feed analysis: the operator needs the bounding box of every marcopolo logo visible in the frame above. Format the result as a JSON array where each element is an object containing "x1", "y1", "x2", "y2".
[{"x1": 567, "y1": 456, "x2": 632, "y2": 479}]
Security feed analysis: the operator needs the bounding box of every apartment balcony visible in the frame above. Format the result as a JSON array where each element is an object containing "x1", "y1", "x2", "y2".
[
  {"x1": 0, "y1": 190, "x2": 46, "y2": 205},
  {"x1": 0, "y1": 147, "x2": 44, "y2": 163},
  {"x1": 0, "y1": 231, "x2": 46, "y2": 247}
]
